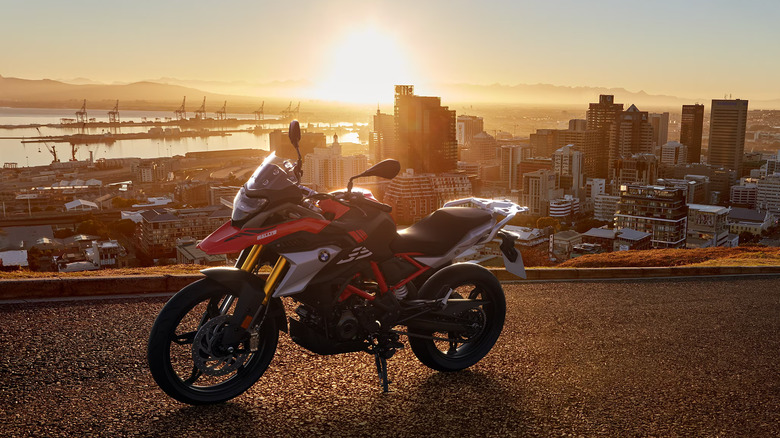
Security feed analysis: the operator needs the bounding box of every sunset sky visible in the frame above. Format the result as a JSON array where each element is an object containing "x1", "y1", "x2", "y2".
[{"x1": 3, "y1": 0, "x2": 779, "y2": 103}]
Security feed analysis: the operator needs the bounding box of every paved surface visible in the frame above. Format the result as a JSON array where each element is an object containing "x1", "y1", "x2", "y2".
[{"x1": 1, "y1": 277, "x2": 779, "y2": 437}]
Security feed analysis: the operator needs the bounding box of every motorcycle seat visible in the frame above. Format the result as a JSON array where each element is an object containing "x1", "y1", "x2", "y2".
[{"x1": 390, "y1": 207, "x2": 494, "y2": 256}]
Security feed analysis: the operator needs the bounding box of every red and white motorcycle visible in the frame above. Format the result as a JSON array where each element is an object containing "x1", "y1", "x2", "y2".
[{"x1": 147, "y1": 121, "x2": 527, "y2": 404}]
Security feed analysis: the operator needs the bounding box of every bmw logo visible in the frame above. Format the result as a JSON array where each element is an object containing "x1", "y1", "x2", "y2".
[{"x1": 318, "y1": 250, "x2": 330, "y2": 262}]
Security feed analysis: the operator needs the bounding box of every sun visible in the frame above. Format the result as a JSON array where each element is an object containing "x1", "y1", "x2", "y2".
[{"x1": 311, "y1": 27, "x2": 414, "y2": 104}]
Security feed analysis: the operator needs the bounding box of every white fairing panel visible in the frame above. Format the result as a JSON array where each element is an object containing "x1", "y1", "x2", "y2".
[
  {"x1": 503, "y1": 249, "x2": 526, "y2": 279},
  {"x1": 273, "y1": 246, "x2": 341, "y2": 297},
  {"x1": 416, "y1": 221, "x2": 495, "y2": 269}
]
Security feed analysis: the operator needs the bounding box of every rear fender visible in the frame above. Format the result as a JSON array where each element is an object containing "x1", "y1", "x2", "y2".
[{"x1": 201, "y1": 267, "x2": 287, "y2": 333}]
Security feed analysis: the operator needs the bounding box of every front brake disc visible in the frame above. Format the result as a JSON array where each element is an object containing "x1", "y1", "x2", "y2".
[{"x1": 191, "y1": 315, "x2": 249, "y2": 376}]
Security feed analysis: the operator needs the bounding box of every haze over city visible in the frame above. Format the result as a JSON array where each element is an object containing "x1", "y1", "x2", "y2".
[{"x1": 3, "y1": 0, "x2": 780, "y2": 104}]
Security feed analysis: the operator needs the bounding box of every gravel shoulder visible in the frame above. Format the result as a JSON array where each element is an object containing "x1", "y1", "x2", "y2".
[{"x1": 1, "y1": 277, "x2": 779, "y2": 437}]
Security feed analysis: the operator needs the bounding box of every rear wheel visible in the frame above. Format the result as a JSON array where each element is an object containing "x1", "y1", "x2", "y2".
[
  {"x1": 147, "y1": 278, "x2": 278, "y2": 405},
  {"x1": 408, "y1": 264, "x2": 506, "y2": 372}
]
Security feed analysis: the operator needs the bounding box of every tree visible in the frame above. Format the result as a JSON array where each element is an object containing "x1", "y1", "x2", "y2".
[
  {"x1": 108, "y1": 219, "x2": 137, "y2": 238},
  {"x1": 536, "y1": 216, "x2": 561, "y2": 231},
  {"x1": 76, "y1": 219, "x2": 109, "y2": 238}
]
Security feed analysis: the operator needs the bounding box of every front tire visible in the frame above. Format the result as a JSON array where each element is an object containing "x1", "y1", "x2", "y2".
[
  {"x1": 147, "y1": 278, "x2": 278, "y2": 405},
  {"x1": 408, "y1": 263, "x2": 506, "y2": 372}
]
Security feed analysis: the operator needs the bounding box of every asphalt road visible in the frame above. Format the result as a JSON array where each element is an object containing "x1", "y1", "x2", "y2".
[{"x1": 1, "y1": 277, "x2": 779, "y2": 437}]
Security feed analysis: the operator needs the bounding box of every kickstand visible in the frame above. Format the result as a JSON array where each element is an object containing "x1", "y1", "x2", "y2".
[{"x1": 374, "y1": 351, "x2": 390, "y2": 393}]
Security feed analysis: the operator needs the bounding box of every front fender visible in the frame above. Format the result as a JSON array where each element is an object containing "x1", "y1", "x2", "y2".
[{"x1": 200, "y1": 267, "x2": 287, "y2": 333}]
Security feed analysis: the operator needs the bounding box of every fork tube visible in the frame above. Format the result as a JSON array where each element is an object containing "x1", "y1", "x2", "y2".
[
  {"x1": 240, "y1": 244, "x2": 263, "y2": 272},
  {"x1": 262, "y1": 257, "x2": 288, "y2": 305}
]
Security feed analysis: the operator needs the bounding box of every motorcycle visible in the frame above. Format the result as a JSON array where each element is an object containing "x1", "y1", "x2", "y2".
[{"x1": 147, "y1": 121, "x2": 527, "y2": 405}]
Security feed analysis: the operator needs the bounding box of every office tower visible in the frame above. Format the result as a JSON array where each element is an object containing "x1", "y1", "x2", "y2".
[
  {"x1": 521, "y1": 169, "x2": 562, "y2": 216},
  {"x1": 615, "y1": 185, "x2": 688, "y2": 249},
  {"x1": 394, "y1": 85, "x2": 458, "y2": 174},
  {"x1": 708, "y1": 99, "x2": 748, "y2": 173},
  {"x1": 649, "y1": 112, "x2": 670, "y2": 150},
  {"x1": 529, "y1": 129, "x2": 558, "y2": 157},
  {"x1": 500, "y1": 145, "x2": 525, "y2": 190},
  {"x1": 568, "y1": 119, "x2": 587, "y2": 131},
  {"x1": 611, "y1": 153, "x2": 658, "y2": 188},
  {"x1": 467, "y1": 131, "x2": 499, "y2": 162},
  {"x1": 660, "y1": 141, "x2": 688, "y2": 166},
  {"x1": 457, "y1": 115, "x2": 484, "y2": 146},
  {"x1": 586, "y1": 95, "x2": 624, "y2": 179},
  {"x1": 608, "y1": 104, "x2": 653, "y2": 180},
  {"x1": 369, "y1": 110, "x2": 395, "y2": 163},
  {"x1": 554, "y1": 129, "x2": 601, "y2": 180},
  {"x1": 552, "y1": 144, "x2": 584, "y2": 198},
  {"x1": 680, "y1": 104, "x2": 704, "y2": 163}
]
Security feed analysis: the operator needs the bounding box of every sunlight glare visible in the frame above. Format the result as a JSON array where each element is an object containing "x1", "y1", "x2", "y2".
[{"x1": 311, "y1": 27, "x2": 414, "y2": 104}]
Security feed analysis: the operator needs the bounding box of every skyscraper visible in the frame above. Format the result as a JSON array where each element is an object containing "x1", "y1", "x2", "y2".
[
  {"x1": 553, "y1": 144, "x2": 584, "y2": 198},
  {"x1": 648, "y1": 112, "x2": 670, "y2": 150},
  {"x1": 680, "y1": 104, "x2": 704, "y2": 163},
  {"x1": 369, "y1": 110, "x2": 395, "y2": 163},
  {"x1": 608, "y1": 104, "x2": 653, "y2": 182},
  {"x1": 456, "y1": 115, "x2": 484, "y2": 146},
  {"x1": 586, "y1": 95, "x2": 624, "y2": 179},
  {"x1": 394, "y1": 85, "x2": 458, "y2": 174},
  {"x1": 708, "y1": 99, "x2": 748, "y2": 173}
]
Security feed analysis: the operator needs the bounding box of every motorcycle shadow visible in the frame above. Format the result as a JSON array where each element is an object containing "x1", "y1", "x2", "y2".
[
  {"x1": 135, "y1": 403, "x2": 258, "y2": 437},
  {"x1": 373, "y1": 370, "x2": 535, "y2": 436}
]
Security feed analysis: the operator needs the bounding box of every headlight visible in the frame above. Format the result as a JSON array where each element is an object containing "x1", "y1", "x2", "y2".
[{"x1": 232, "y1": 188, "x2": 269, "y2": 222}]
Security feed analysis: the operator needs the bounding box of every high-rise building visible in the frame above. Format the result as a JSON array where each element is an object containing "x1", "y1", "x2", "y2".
[
  {"x1": 394, "y1": 85, "x2": 457, "y2": 174},
  {"x1": 500, "y1": 145, "x2": 525, "y2": 190},
  {"x1": 465, "y1": 131, "x2": 499, "y2": 162},
  {"x1": 680, "y1": 104, "x2": 704, "y2": 163},
  {"x1": 555, "y1": 129, "x2": 601, "y2": 180},
  {"x1": 586, "y1": 95, "x2": 624, "y2": 179},
  {"x1": 529, "y1": 129, "x2": 558, "y2": 157},
  {"x1": 457, "y1": 115, "x2": 484, "y2": 146},
  {"x1": 608, "y1": 104, "x2": 653, "y2": 182},
  {"x1": 303, "y1": 136, "x2": 368, "y2": 191},
  {"x1": 649, "y1": 112, "x2": 670, "y2": 150},
  {"x1": 757, "y1": 174, "x2": 780, "y2": 215},
  {"x1": 708, "y1": 99, "x2": 748, "y2": 173},
  {"x1": 552, "y1": 144, "x2": 584, "y2": 198},
  {"x1": 369, "y1": 110, "x2": 395, "y2": 163},
  {"x1": 521, "y1": 169, "x2": 562, "y2": 216},
  {"x1": 615, "y1": 185, "x2": 688, "y2": 249},
  {"x1": 610, "y1": 153, "x2": 658, "y2": 188},
  {"x1": 660, "y1": 141, "x2": 688, "y2": 166}
]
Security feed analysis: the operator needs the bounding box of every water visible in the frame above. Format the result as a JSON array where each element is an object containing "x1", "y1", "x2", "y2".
[{"x1": 0, "y1": 108, "x2": 364, "y2": 167}]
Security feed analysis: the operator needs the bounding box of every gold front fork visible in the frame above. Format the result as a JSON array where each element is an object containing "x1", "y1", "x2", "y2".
[
  {"x1": 239, "y1": 244, "x2": 288, "y2": 305},
  {"x1": 263, "y1": 257, "x2": 288, "y2": 305}
]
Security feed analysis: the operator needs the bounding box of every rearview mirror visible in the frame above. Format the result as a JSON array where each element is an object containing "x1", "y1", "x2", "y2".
[
  {"x1": 288, "y1": 120, "x2": 301, "y2": 145},
  {"x1": 347, "y1": 159, "x2": 400, "y2": 192},
  {"x1": 357, "y1": 159, "x2": 400, "y2": 180}
]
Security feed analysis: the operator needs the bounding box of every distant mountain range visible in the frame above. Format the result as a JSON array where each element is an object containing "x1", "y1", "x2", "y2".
[{"x1": 2, "y1": 74, "x2": 779, "y2": 111}]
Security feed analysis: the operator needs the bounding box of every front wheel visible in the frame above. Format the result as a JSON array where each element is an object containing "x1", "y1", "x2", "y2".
[
  {"x1": 408, "y1": 263, "x2": 506, "y2": 372},
  {"x1": 147, "y1": 278, "x2": 278, "y2": 405}
]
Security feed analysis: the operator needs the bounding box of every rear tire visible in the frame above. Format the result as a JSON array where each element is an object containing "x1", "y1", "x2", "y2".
[
  {"x1": 147, "y1": 278, "x2": 278, "y2": 405},
  {"x1": 408, "y1": 263, "x2": 506, "y2": 372}
]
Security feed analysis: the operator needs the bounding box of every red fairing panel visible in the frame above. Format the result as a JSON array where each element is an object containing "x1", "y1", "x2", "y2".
[{"x1": 198, "y1": 218, "x2": 330, "y2": 254}]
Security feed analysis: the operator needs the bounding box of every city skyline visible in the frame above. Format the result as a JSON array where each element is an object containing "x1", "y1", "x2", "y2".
[{"x1": 2, "y1": 1, "x2": 780, "y2": 104}]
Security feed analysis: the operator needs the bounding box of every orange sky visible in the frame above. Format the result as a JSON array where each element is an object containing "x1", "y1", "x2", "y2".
[{"x1": 2, "y1": 1, "x2": 779, "y2": 104}]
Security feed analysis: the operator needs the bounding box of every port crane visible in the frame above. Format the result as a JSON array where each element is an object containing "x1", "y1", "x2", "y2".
[
  {"x1": 280, "y1": 101, "x2": 300, "y2": 120},
  {"x1": 34, "y1": 127, "x2": 59, "y2": 163},
  {"x1": 194, "y1": 97, "x2": 207, "y2": 120},
  {"x1": 254, "y1": 101, "x2": 265, "y2": 120},
  {"x1": 216, "y1": 101, "x2": 227, "y2": 120},
  {"x1": 174, "y1": 97, "x2": 187, "y2": 120},
  {"x1": 75, "y1": 100, "x2": 88, "y2": 124},
  {"x1": 108, "y1": 100, "x2": 120, "y2": 123}
]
